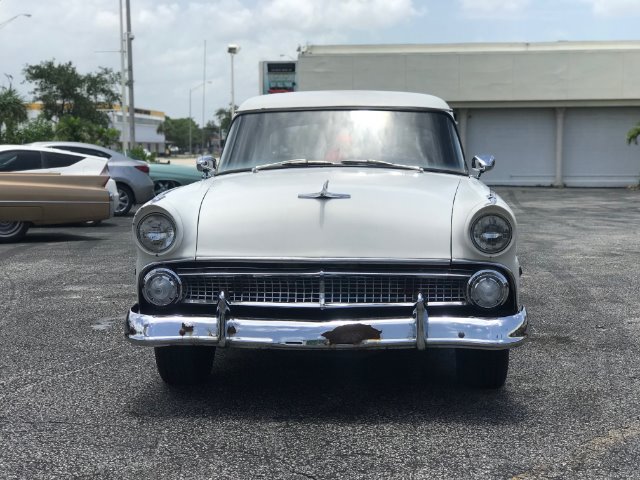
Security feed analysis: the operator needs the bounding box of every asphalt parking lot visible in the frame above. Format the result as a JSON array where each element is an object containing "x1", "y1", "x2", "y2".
[{"x1": 1, "y1": 187, "x2": 639, "y2": 479}]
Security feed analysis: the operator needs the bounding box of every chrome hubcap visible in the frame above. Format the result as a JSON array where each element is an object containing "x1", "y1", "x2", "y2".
[
  {"x1": 0, "y1": 221, "x2": 23, "y2": 237},
  {"x1": 117, "y1": 189, "x2": 130, "y2": 213},
  {"x1": 154, "y1": 180, "x2": 175, "y2": 194}
]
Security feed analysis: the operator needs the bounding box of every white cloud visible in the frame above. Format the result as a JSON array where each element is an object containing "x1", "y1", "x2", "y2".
[
  {"x1": 581, "y1": 0, "x2": 640, "y2": 16},
  {"x1": 460, "y1": 0, "x2": 531, "y2": 14},
  {"x1": 259, "y1": 0, "x2": 423, "y2": 32}
]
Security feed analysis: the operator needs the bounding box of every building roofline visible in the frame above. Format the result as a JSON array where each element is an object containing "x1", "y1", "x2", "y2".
[
  {"x1": 25, "y1": 102, "x2": 165, "y2": 119},
  {"x1": 300, "y1": 40, "x2": 640, "y2": 55}
]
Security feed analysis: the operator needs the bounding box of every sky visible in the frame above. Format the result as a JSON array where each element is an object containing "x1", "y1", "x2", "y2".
[{"x1": 1, "y1": 0, "x2": 640, "y2": 124}]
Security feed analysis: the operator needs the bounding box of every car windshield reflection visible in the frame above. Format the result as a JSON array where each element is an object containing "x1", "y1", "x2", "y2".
[{"x1": 218, "y1": 109, "x2": 466, "y2": 174}]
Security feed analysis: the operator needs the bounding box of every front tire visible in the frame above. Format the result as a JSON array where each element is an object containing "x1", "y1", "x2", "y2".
[
  {"x1": 456, "y1": 348, "x2": 509, "y2": 389},
  {"x1": 154, "y1": 346, "x2": 216, "y2": 385},
  {"x1": 115, "y1": 183, "x2": 134, "y2": 216},
  {"x1": 0, "y1": 221, "x2": 29, "y2": 243}
]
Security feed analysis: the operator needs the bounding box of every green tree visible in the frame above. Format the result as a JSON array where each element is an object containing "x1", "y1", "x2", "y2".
[
  {"x1": 23, "y1": 60, "x2": 120, "y2": 128},
  {"x1": 10, "y1": 117, "x2": 55, "y2": 144},
  {"x1": 627, "y1": 122, "x2": 640, "y2": 145},
  {"x1": 0, "y1": 87, "x2": 27, "y2": 142},
  {"x1": 159, "y1": 116, "x2": 201, "y2": 150},
  {"x1": 215, "y1": 107, "x2": 235, "y2": 136},
  {"x1": 52, "y1": 115, "x2": 120, "y2": 146}
]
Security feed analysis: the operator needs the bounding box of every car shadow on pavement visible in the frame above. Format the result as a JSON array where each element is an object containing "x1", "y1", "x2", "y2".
[
  {"x1": 128, "y1": 348, "x2": 529, "y2": 426},
  {"x1": 19, "y1": 230, "x2": 105, "y2": 243}
]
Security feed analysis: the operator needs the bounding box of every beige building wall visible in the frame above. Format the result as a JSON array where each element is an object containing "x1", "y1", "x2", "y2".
[{"x1": 297, "y1": 41, "x2": 640, "y2": 106}]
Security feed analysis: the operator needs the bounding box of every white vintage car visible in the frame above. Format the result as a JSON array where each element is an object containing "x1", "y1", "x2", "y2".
[{"x1": 126, "y1": 91, "x2": 528, "y2": 388}]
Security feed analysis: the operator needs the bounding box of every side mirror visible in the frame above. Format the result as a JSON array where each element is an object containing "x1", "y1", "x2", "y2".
[
  {"x1": 471, "y1": 155, "x2": 495, "y2": 179},
  {"x1": 196, "y1": 155, "x2": 216, "y2": 178}
]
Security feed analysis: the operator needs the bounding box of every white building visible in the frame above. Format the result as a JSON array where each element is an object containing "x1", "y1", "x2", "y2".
[
  {"x1": 296, "y1": 41, "x2": 640, "y2": 187},
  {"x1": 26, "y1": 104, "x2": 166, "y2": 154},
  {"x1": 108, "y1": 107, "x2": 166, "y2": 154}
]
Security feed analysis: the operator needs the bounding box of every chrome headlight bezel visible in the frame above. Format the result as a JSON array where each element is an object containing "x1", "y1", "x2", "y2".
[
  {"x1": 466, "y1": 270, "x2": 510, "y2": 309},
  {"x1": 470, "y1": 213, "x2": 513, "y2": 255},
  {"x1": 135, "y1": 212, "x2": 177, "y2": 254},
  {"x1": 141, "y1": 268, "x2": 182, "y2": 306}
]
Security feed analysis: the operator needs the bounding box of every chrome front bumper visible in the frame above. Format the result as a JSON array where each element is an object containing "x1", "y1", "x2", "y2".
[{"x1": 125, "y1": 305, "x2": 528, "y2": 350}]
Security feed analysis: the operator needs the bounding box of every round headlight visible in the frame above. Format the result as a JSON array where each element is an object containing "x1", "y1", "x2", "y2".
[
  {"x1": 136, "y1": 213, "x2": 176, "y2": 253},
  {"x1": 142, "y1": 268, "x2": 182, "y2": 306},
  {"x1": 467, "y1": 270, "x2": 509, "y2": 309},
  {"x1": 470, "y1": 214, "x2": 512, "y2": 254}
]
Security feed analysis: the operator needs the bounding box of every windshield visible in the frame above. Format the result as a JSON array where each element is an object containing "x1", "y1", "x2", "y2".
[{"x1": 218, "y1": 109, "x2": 466, "y2": 174}]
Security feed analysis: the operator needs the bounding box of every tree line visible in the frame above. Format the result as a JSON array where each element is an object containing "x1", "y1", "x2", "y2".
[{"x1": 0, "y1": 59, "x2": 230, "y2": 153}]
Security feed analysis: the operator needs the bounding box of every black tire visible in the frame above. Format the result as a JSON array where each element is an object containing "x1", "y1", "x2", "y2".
[
  {"x1": 456, "y1": 348, "x2": 509, "y2": 389},
  {"x1": 154, "y1": 346, "x2": 216, "y2": 385},
  {"x1": 0, "y1": 221, "x2": 29, "y2": 243},
  {"x1": 115, "y1": 183, "x2": 134, "y2": 216}
]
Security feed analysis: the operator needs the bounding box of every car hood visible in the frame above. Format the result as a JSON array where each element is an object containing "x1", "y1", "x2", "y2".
[{"x1": 195, "y1": 168, "x2": 461, "y2": 260}]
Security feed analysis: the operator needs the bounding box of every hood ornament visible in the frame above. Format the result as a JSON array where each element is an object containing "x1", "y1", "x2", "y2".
[{"x1": 298, "y1": 180, "x2": 351, "y2": 200}]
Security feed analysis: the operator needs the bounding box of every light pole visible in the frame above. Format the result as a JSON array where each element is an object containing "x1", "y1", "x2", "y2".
[
  {"x1": 227, "y1": 44, "x2": 240, "y2": 117},
  {"x1": 125, "y1": 0, "x2": 136, "y2": 147},
  {"x1": 0, "y1": 13, "x2": 31, "y2": 29},
  {"x1": 189, "y1": 81, "x2": 211, "y2": 154},
  {"x1": 202, "y1": 40, "x2": 206, "y2": 152},
  {"x1": 118, "y1": 0, "x2": 128, "y2": 153}
]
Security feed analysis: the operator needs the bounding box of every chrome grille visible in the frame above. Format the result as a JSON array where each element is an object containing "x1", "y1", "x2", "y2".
[{"x1": 181, "y1": 273, "x2": 468, "y2": 306}]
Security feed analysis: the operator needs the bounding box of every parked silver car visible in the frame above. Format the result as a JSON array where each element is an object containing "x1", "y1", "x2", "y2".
[{"x1": 30, "y1": 142, "x2": 155, "y2": 215}]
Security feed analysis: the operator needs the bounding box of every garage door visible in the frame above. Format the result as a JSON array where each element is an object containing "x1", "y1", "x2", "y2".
[
  {"x1": 465, "y1": 108, "x2": 556, "y2": 186},
  {"x1": 563, "y1": 108, "x2": 640, "y2": 187}
]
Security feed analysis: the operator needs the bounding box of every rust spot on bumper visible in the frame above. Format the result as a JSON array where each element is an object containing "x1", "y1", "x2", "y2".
[
  {"x1": 321, "y1": 324, "x2": 382, "y2": 345},
  {"x1": 179, "y1": 323, "x2": 194, "y2": 336}
]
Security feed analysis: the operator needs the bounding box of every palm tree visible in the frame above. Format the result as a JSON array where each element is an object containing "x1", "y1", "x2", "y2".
[{"x1": 0, "y1": 87, "x2": 27, "y2": 140}]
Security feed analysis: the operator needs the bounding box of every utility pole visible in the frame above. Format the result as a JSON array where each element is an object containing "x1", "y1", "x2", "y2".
[
  {"x1": 125, "y1": 0, "x2": 136, "y2": 146},
  {"x1": 119, "y1": 0, "x2": 128, "y2": 153},
  {"x1": 201, "y1": 39, "x2": 206, "y2": 153}
]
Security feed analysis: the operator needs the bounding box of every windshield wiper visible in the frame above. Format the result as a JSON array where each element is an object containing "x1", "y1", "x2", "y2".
[
  {"x1": 339, "y1": 159, "x2": 424, "y2": 172},
  {"x1": 252, "y1": 159, "x2": 335, "y2": 172}
]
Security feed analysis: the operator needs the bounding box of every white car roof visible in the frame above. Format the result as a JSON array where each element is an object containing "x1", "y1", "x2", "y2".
[
  {"x1": 0, "y1": 144, "x2": 95, "y2": 158},
  {"x1": 236, "y1": 90, "x2": 451, "y2": 113},
  {"x1": 0, "y1": 145, "x2": 108, "y2": 174}
]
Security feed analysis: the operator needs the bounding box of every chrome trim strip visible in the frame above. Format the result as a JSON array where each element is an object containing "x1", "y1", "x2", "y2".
[
  {"x1": 181, "y1": 300, "x2": 467, "y2": 307},
  {"x1": 176, "y1": 271, "x2": 471, "y2": 278},
  {"x1": 126, "y1": 307, "x2": 528, "y2": 350},
  {"x1": 190, "y1": 257, "x2": 453, "y2": 265},
  {"x1": 142, "y1": 258, "x2": 514, "y2": 269}
]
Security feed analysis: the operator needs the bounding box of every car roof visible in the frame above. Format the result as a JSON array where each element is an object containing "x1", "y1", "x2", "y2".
[
  {"x1": 236, "y1": 90, "x2": 451, "y2": 113},
  {"x1": 29, "y1": 141, "x2": 114, "y2": 153},
  {"x1": 28, "y1": 141, "x2": 147, "y2": 164},
  {"x1": 0, "y1": 144, "x2": 95, "y2": 159}
]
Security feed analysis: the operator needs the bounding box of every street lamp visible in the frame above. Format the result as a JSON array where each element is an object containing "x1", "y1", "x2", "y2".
[
  {"x1": 0, "y1": 13, "x2": 31, "y2": 29},
  {"x1": 189, "y1": 81, "x2": 211, "y2": 154},
  {"x1": 227, "y1": 44, "x2": 240, "y2": 117}
]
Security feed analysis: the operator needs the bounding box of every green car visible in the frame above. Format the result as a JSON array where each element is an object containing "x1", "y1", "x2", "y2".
[{"x1": 148, "y1": 162, "x2": 203, "y2": 195}]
